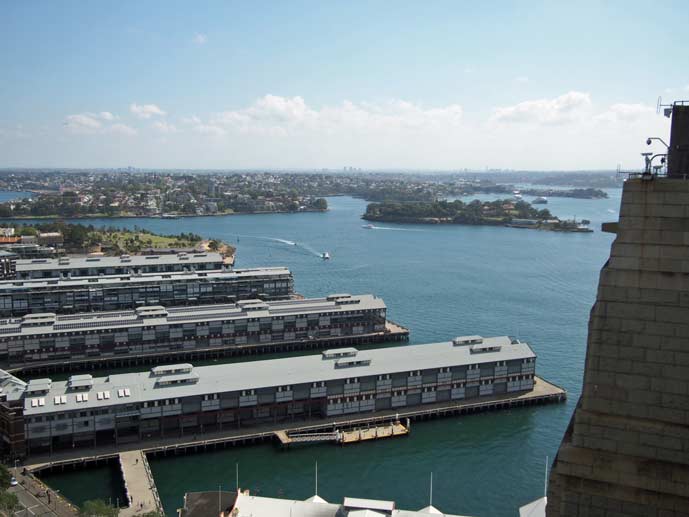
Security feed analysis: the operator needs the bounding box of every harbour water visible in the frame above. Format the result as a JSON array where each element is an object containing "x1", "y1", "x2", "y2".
[{"x1": 20, "y1": 191, "x2": 620, "y2": 517}]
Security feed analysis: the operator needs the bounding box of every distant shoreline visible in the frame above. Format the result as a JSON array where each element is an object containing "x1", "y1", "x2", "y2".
[{"x1": 0, "y1": 208, "x2": 328, "y2": 220}]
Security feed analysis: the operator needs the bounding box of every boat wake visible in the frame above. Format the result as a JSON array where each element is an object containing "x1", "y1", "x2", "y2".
[{"x1": 232, "y1": 234, "x2": 324, "y2": 259}]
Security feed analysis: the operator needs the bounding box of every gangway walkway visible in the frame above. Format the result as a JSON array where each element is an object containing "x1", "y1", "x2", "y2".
[{"x1": 118, "y1": 451, "x2": 164, "y2": 516}]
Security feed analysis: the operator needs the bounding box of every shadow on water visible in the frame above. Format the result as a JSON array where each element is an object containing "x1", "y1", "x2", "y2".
[{"x1": 37, "y1": 461, "x2": 128, "y2": 510}]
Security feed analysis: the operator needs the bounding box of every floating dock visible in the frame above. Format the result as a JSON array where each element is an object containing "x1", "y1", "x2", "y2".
[
  {"x1": 340, "y1": 421, "x2": 409, "y2": 444},
  {"x1": 275, "y1": 420, "x2": 410, "y2": 447}
]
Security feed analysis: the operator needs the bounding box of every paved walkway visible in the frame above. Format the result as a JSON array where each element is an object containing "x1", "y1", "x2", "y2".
[
  {"x1": 9, "y1": 468, "x2": 77, "y2": 517},
  {"x1": 118, "y1": 451, "x2": 163, "y2": 516}
]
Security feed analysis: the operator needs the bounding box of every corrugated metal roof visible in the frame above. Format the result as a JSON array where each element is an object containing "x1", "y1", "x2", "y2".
[
  {"x1": 15, "y1": 252, "x2": 225, "y2": 271},
  {"x1": 19, "y1": 337, "x2": 535, "y2": 416},
  {"x1": 2, "y1": 294, "x2": 385, "y2": 336},
  {"x1": 0, "y1": 267, "x2": 291, "y2": 292}
]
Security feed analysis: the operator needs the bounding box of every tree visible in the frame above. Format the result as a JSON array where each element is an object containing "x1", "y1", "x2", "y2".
[
  {"x1": 0, "y1": 491, "x2": 18, "y2": 512},
  {"x1": 312, "y1": 198, "x2": 328, "y2": 210},
  {"x1": 0, "y1": 464, "x2": 11, "y2": 489},
  {"x1": 208, "y1": 240, "x2": 220, "y2": 251},
  {"x1": 80, "y1": 499, "x2": 119, "y2": 517}
]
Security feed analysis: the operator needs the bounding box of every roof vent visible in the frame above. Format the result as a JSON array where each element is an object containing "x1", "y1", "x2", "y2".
[
  {"x1": 334, "y1": 358, "x2": 371, "y2": 369},
  {"x1": 322, "y1": 347, "x2": 358, "y2": 359},
  {"x1": 452, "y1": 335, "x2": 483, "y2": 346}
]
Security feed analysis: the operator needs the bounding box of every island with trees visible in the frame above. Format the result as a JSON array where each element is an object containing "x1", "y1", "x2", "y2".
[{"x1": 363, "y1": 199, "x2": 593, "y2": 232}]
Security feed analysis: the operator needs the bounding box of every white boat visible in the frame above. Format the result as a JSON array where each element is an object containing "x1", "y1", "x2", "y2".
[
  {"x1": 362, "y1": 224, "x2": 375, "y2": 229},
  {"x1": 321, "y1": 252, "x2": 331, "y2": 260}
]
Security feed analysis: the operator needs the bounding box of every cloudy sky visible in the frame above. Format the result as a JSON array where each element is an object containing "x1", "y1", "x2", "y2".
[{"x1": 1, "y1": 1, "x2": 688, "y2": 170}]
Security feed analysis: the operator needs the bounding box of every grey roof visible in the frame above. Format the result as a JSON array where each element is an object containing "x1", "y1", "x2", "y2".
[
  {"x1": 0, "y1": 294, "x2": 384, "y2": 337},
  {"x1": 15, "y1": 252, "x2": 226, "y2": 272},
  {"x1": 18, "y1": 337, "x2": 535, "y2": 416},
  {"x1": 0, "y1": 267, "x2": 291, "y2": 292}
]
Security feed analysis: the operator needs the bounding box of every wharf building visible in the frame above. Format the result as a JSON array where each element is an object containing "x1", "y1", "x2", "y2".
[
  {"x1": 547, "y1": 103, "x2": 689, "y2": 514},
  {"x1": 0, "y1": 266, "x2": 294, "y2": 317},
  {"x1": 14, "y1": 252, "x2": 231, "y2": 280},
  {"x1": 0, "y1": 336, "x2": 536, "y2": 457},
  {"x1": 0, "y1": 294, "x2": 403, "y2": 371}
]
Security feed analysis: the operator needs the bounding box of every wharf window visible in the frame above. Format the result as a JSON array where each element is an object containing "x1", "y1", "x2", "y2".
[
  {"x1": 468, "y1": 364, "x2": 478, "y2": 370},
  {"x1": 439, "y1": 367, "x2": 451, "y2": 373},
  {"x1": 377, "y1": 374, "x2": 391, "y2": 380},
  {"x1": 311, "y1": 381, "x2": 326, "y2": 388},
  {"x1": 409, "y1": 370, "x2": 421, "y2": 377},
  {"x1": 345, "y1": 378, "x2": 358, "y2": 384},
  {"x1": 203, "y1": 394, "x2": 218, "y2": 401},
  {"x1": 241, "y1": 390, "x2": 255, "y2": 396}
]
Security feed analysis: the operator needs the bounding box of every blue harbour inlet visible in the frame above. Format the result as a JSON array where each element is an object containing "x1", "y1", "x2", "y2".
[{"x1": 22, "y1": 191, "x2": 619, "y2": 517}]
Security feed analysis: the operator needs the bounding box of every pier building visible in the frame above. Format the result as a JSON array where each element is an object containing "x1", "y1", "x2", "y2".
[
  {"x1": 0, "y1": 266, "x2": 294, "y2": 317},
  {"x1": 0, "y1": 294, "x2": 397, "y2": 370},
  {"x1": 0, "y1": 336, "x2": 536, "y2": 457},
  {"x1": 15, "y1": 252, "x2": 230, "y2": 280}
]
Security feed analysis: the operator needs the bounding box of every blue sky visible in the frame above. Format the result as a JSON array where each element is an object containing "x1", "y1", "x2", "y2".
[{"x1": 1, "y1": 1, "x2": 688, "y2": 169}]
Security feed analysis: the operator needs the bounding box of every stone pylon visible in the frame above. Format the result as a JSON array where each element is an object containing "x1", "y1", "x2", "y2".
[{"x1": 546, "y1": 177, "x2": 689, "y2": 516}]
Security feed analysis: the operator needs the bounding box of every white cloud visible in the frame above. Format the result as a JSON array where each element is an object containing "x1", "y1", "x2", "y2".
[
  {"x1": 193, "y1": 124, "x2": 226, "y2": 136},
  {"x1": 130, "y1": 103, "x2": 166, "y2": 119},
  {"x1": 193, "y1": 33, "x2": 208, "y2": 45},
  {"x1": 64, "y1": 113, "x2": 104, "y2": 133},
  {"x1": 206, "y1": 95, "x2": 463, "y2": 136},
  {"x1": 63, "y1": 112, "x2": 133, "y2": 136},
  {"x1": 491, "y1": 91, "x2": 592, "y2": 125},
  {"x1": 108, "y1": 123, "x2": 137, "y2": 136},
  {"x1": 181, "y1": 115, "x2": 202, "y2": 125},
  {"x1": 594, "y1": 103, "x2": 654, "y2": 123},
  {"x1": 48, "y1": 93, "x2": 671, "y2": 170},
  {"x1": 514, "y1": 76, "x2": 529, "y2": 84},
  {"x1": 152, "y1": 121, "x2": 177, "y2": 134}
]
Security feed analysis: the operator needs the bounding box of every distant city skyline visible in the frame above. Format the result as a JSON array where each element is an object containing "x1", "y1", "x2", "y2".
[{"x1": 1, "y1": 0, "x2": 687, "y2": 170}]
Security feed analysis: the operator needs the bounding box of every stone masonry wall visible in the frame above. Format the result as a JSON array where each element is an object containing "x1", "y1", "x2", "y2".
[{"x1": 547, "y1": 177, "x2": 689, "y2": 517}]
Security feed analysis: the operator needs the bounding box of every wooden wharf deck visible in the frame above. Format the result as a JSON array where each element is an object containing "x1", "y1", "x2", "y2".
[
  {"x1": 24, "y1": 376, "x2": 565, "y2": 476},
  {"x1": 118, "y1": 451, "x2": 164, "y2": 516},
  {"x1": 340, "y1": 421, "x2": 409, "y2": 444}
]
